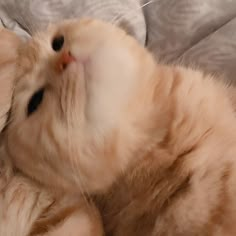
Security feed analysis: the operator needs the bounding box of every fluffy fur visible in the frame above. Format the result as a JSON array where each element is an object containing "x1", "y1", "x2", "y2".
[
  {"x1": 2, "y1": 19, "x2": 236, "y2": 235},
  {"x1": 0, "y1": 170, "x2": 103, "y2": 236},
  {"x1": 0, "y1": 28, "x2": 103, "y2": 236}
]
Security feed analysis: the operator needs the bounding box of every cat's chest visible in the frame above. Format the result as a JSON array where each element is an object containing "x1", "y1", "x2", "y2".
[
  {"x1": 93, "y1": 178, "x2": 171, "y2": 235},
  {"x1": 93, "y1": 151, "x2": 194, "y2": 236},
  {"x1": 94, "y1": 182, "x2": 157, "y2": 236}
]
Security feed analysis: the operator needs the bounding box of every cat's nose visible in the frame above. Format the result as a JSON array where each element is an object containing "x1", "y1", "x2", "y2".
[{"x1": 56, "y1": 51, "x2": 76, "y2": 72}]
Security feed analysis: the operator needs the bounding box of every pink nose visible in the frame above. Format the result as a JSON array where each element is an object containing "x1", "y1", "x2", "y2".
[{"x1": 57, "y1": 51, "x2": 75, "y2": 72}]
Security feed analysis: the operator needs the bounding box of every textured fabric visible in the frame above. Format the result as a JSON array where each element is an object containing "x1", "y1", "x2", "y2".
[
  {"x1": 144, "y1": 0, "x2": 236, "y2": 83},
  {"x1": 0, "y1": 0, "x2": 146, "y2": 44},
  {"x1": 1, "y1": 0, "x2": 236, "y2": 83}
]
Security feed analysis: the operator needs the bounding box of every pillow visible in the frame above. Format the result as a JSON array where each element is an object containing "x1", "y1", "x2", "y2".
[{"x1": 0, "y1": 0, "x2": 146, "y2": 44}]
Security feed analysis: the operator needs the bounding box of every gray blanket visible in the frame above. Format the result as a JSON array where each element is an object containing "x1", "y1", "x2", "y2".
[
  {"x1": 1, "y1": 0, "x2": 236, "y2": 83},
  {"x1": 144, "y1": 0, "x2": 236, "y2": 84},
  {"x1": 0, "y1": 0, "x2": 146, "y2": 43}
]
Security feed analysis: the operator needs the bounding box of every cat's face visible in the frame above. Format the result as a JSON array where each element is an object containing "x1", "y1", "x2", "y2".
[{"x1": 4, "y1": 19, "x2": 156, "y2": 193}]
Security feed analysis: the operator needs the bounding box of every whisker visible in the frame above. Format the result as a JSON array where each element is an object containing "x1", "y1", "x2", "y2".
[
  {"x1": 72, "y1": 157, "x2": 98, "y2": 219},
  {"x1": 71, "y1": 149, "x2": 96, "y2": 216},
  {"x1": 66, "y1": 124, "x2": 97, "y2": 219},
  {"x1": 61, "y1": 76, "x2": 98, "y2": 218},
  {"x1": 111, "y1": 0, "x2": 157, "y2": 26},
  {"x1": 14, "y1": 1, "x2": 37, "y2": 36}
]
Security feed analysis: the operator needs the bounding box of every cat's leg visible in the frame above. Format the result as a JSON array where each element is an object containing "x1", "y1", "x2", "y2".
[
  {"x1": 30, "y1": 203, "x2": 104, "y2": 236},
  {"x1": 39, "y1": 210, "x2": 103, "y2": 236}
]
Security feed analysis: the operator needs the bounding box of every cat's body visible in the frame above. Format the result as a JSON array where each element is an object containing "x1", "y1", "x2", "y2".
[
  {"x1": 1, "y1": 19, "x2": 236, "y2": 235},
  {"x1": 94, "y1": 66, "x2": 236, "y2": 236}
]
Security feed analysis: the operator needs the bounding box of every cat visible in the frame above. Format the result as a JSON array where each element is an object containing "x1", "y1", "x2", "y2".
[
  {"x1": 0, "y1": 28, "x2": 103, "y2": 236},
  {"x1": 2, "y1": 18, "x2": 236, "y2": 235}
]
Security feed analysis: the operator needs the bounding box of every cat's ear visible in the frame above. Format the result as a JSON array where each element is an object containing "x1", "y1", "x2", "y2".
[{"x1": 0, "y1": 28, "x2": 21, "y2": 131}]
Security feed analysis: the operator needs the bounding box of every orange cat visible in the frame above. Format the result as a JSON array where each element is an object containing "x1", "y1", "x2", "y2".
[
  {"x1": 0, "y1": 28, "x2": 103, "y2": 236},
  {"x1": 2, "y1": 19, "x2": 236, "y2": 235}
]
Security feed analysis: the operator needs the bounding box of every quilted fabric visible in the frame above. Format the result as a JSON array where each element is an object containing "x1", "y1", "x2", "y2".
[
  {"x1": 1, "y1": 0, "x2": 236, "y2": 83},
  {"x1": 144, "y1": 0, "x2": 236, "y2": 83},
  {"x1": 0, "y1": 0, "x2": 146, "y2": 44}
]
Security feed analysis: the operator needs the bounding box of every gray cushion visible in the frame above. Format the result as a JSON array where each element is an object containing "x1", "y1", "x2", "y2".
[
  {"x1": 144, "y1": 0, "x2": 236, "y2": 84},
  {"x1": 0, "y1": 0, "x2": 146, "y2": 44},
  {"x1": 2, "y1": 0, "x2": 236, "y2": 84}
]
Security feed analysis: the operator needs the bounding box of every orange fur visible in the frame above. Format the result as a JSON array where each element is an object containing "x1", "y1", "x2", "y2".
[
  {"x1": 2, "y1": 19, "x2": 236, "y2": 235},
  {"x1": 0, "y1": 28, "x2": 20, "y2": 129},
  {"x1": 0, "y1": 28, "x2": 103, "y2": 236}
]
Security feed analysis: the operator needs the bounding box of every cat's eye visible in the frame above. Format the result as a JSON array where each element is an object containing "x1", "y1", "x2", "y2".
[
  {"x1": 27, "y1": 88, "x2": 44, "y2": 116},
  {"x1": 52, "y1": 35, "x2": 64, "y2": 52}
]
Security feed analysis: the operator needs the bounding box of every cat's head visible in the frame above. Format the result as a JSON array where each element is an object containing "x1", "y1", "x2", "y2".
[{"x1": 3, "y1": 19, "x2": 157, "y2": 193}]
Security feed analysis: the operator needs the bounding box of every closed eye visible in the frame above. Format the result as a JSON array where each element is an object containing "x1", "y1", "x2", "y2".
[{"x1": 27, "y1": 88, "x2": 45, "y2": 116}]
